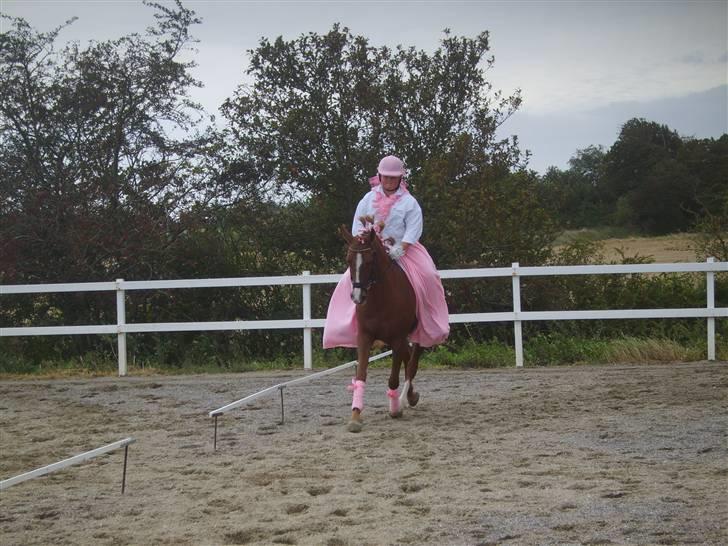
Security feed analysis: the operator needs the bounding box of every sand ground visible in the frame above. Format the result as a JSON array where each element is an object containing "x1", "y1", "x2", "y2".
[{"x1": 1, "y1": 361, "x2": 726, "y2": 545}]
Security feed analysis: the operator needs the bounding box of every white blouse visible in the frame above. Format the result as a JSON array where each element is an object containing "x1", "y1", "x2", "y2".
[{"x1": 351, "y1": 185, "x2": 423, "y2": 245}]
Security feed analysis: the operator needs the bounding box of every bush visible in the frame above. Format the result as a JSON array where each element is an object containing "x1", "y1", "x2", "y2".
[{"x1": 422, "y1": 340, "x2": 514, "y2": 368}]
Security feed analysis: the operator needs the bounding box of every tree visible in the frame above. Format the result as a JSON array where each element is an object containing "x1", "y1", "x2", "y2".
[
  {"x1": 415, "y1": 135, "x2": 555, "y2": 268},
  {"x1": 692, "y1": 198, "x2": 728, "y2": 261},
  {"x1": 221, "y1": 25, "x2": 525, "y2": 258},
  {"x1": 0, "y1": 1, "x2": 226, "y2": 287},
  {"x1": 0, "y1": 1, "x2": 238, "y2": 366},
  {"x1": 541, "y1": 145, "x2": 607, "y2": 228},
  {"x1": 689, "y1": 137, "x2": 728, "y2": 261},
  {"x1": 680, "y1": 134, "x2": 728, "y2": 219},
  {"x1": 602, "y1": 118, "x2": 696, "y2": 233}
]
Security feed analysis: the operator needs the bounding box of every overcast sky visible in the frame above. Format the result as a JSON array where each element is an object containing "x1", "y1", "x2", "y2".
[{"x1": 2, "y1": 0, "x2": 727, "y2": 173}]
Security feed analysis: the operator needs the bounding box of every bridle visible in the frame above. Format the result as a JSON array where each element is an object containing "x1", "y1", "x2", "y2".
[
  {"x1": 348, "y1": 240, "x2": 398, "y2": 291},
  {"x1": 348, "y1": 245, "x2": 377, "y2": 291}
]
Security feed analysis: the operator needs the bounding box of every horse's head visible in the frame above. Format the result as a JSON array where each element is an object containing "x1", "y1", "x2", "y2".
[{"x1": 340, "y1": 225, "x2": 379, "y2": 305}]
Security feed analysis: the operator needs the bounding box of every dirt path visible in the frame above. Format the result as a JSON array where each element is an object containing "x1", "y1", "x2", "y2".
[{"x1": 1, "y1": 361, "x2": 726, "y2": 545}]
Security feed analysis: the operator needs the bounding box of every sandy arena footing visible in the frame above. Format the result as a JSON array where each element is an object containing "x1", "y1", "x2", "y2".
[{"x1": 1, "y1": 361, "x2": 726, "y2": 545}]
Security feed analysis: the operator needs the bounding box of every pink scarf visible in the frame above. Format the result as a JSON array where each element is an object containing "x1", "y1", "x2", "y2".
[{"x1": 368, "y1": 175, "x2": 409, "y2": 223}]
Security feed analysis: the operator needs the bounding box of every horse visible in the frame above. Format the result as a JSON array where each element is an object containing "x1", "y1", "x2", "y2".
[{"x1": 340, "y1": 224, "x2": 424, "y2": 432}]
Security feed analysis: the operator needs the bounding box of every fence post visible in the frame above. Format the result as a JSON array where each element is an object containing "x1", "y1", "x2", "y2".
[
  {"x1": 116, "y1": 279, "x2": 127, "y2": 376},
  {"x1": 707, "y1": 257, "x2": 716, "y2": 361},
  {"x1": 512, "y1": 262, "x2": 523, "y2": 367},
  {"x1": 302, "y1": 271, "x2": 312, "y2": 370}
]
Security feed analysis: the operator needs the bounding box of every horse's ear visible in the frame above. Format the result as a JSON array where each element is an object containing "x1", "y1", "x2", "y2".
[{"x1": 339, "y1": 225, "x2": 353, "y2": 243}]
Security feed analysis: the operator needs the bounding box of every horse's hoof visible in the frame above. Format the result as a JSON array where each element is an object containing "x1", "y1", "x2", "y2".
[
  {"x1": 407, "y1": 392, "x2": 420, "y2": 407},
  {"x1": 347, "y1": 419, "x2": 363, "y2": 433},
  {"x1": 389, "y1": 409, "x2": 403, "y2": 419}
]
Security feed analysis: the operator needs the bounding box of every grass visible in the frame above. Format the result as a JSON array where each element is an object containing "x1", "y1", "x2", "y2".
[
  {"x1": 0, "y1": 346, "x2": 363, "y2": 378},
  {"x1": 421, "y1": 340, "x2": 515, "y2": 368},
  {"x1": 0, "y1": 335, "x2": 722, "y2": 379},
  {"x1": 603, "y1": 337, "x2": 698, "y2": 362},
  {"x1": 420, "y1": 335, "x2": 718, "y2": 368},
  {"x1": 553, "y1": 228, "x2": 699, "y2": 263},
  {"x1": 524, "y1": 334, "x2": 713, "y2": 366},
  {"x1": 552, "y1": 226, "x2": 637, "y2": 245}
]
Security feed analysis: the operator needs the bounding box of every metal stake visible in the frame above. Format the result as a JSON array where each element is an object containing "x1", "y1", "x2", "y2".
[
  {"x1": 213, "y1": 413, "x2": 219, "y2": 451},
  {"x1": 121, "y1": 445, "x2": 129, "y2": 494},
  {"x1": 279, "y1": 386, "x2": 285, "y2": 425}
]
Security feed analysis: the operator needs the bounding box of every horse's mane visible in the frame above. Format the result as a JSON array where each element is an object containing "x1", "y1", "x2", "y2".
[{"x1": 356, "y1": 216, "x2": 392, "y2": 248}]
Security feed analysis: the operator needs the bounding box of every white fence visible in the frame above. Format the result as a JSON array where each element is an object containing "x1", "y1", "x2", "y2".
[{"x1": 1, "y1": 259, "x2": 725, "y2": 375}]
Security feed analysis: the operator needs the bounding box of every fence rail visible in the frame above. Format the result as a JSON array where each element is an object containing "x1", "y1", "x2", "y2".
[{"x1": 2, "y1": 259, "x2": 725, "y2": 374}]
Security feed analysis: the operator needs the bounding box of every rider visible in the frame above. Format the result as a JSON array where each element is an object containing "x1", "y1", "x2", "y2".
[{"x1": 323, "y1": 154, "x2": 450, "y2": 354}]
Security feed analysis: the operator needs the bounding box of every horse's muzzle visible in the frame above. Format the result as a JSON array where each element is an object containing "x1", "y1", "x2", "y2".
[{"x1": 351, "y1": 286, "x2": 366, "y2": 304}]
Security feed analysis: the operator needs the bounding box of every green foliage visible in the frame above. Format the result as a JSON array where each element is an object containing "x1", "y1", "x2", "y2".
[
  {"x1": 525, "y1": 334, "x2": 613, "y2": 365},
  {"x1": 221, "y1": 24, "x2": 525, "y2": 261},
  {"x1": 547, "y1": 120, "x2": 727, "y2": 236},
  {"x1": 692, "y1": 194, "x2": 728, "y2": 261},
  {"x1": 0, "y1": 1, "x2": 221, "y2": 286},
  {"x1": 422, "y1": 340, "x2": 514, "y2": 368},
  {"x1": 601, "y1": 118, "x2": 697, "y2": 234},
  {"x1": 524, "y1": 238, "x2": 710, "y2": 343},
  {"x1": 1, "y1": 6, "x2": 726, "y2": 372},
  {"x1": 418, "y1": 140, "x2": 557, "y2": 268},
  {"x1": 541, "y1": 146, "x2": 609, "y2": 228},
  {"x1": 524, "y1": 334, "x2": 708, "y2": 366},
  {"x1": 0, "y1": 2, "x2": 236, "y2": 364},
  {"x1": 0, "y1": 342, "x2": 117, "y2": 375}
]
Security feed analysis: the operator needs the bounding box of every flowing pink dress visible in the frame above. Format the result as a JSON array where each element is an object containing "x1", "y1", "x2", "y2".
[{"x1": 323, "y1": 181, "x2": 450, "y2": 348}]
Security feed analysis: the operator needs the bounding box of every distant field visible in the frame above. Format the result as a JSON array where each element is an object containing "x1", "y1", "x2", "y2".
[{"x1": 556, "y1": 231, "x2": 699, "y2": 263}]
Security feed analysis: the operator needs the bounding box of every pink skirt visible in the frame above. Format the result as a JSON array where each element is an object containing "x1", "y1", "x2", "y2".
[{"x1": 322, "y1": 242, "x2": 450, "y2": 348}]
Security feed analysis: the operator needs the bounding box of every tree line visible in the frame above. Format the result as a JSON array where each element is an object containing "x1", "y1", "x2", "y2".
[{"x1": 1, "y1": 1, "x2": 725, "y2": 369}]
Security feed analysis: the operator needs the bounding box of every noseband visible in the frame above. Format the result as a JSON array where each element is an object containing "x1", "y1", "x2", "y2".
[{"x1": 349, "y1": 246, "x2": 377, "y2": 290}]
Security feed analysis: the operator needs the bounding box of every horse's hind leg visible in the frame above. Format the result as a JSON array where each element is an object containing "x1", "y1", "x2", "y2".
[
  {"x1": 387, "y1": 339, "x2": 409, "y2": 418},
  {"x1": 388, "y1": 338, "x2": 410, "y2": 390},
  {"x1": 403, "y1": 343, "x2": 424, "y2": 407}
]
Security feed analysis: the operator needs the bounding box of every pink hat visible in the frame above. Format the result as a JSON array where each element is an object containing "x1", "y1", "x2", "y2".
[{"x1": 377, "y1": 155, "x2": 405, "y2": 177}]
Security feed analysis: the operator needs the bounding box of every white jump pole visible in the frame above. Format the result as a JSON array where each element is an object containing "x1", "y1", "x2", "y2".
[
  {"x1": 0, "y1": 438, "x2": 136, "y2": 493},
  {"x1": 210, "y1": 350, "x2": 394, "y2": 450}
]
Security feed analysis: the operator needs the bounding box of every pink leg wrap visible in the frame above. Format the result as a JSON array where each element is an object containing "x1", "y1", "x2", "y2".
[
  {"x1": 347, "y1": 379, "x2": 366, "y2": 411},
  {"x1": 387, "y1": 388, "x2": 400, "y2": 415}
]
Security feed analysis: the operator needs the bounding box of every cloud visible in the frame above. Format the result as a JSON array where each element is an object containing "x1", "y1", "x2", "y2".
[
  {"x1": 680, "y1": 51, "x2": 706, "y2": 64},
  {"x1": 680, "y1": 51, "x2": 728, "y2": 65},
  {"x1": 499, "y1": 85, "x2": 728, "y2": 173}
]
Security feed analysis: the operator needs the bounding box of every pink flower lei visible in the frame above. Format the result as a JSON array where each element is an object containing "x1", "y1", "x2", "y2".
[{"x1": 368, "y1": 175, "x2": 409, "y2": 224}]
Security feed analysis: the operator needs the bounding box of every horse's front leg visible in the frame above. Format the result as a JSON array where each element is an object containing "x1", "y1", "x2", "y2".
[
  {"x1": 348, "y1": 332, "x2": 373, "y2": 432},
  {"x1": 387, "y1": 338, "x2": 409, "y2": 418},
  {"x1": 400, "y1": 343, "x2": 424, "y2": 408}
]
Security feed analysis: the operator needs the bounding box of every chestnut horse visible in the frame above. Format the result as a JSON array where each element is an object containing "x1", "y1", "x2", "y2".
[{"x1": 340, "y1": 225, "x2": 424, "y2": 432}]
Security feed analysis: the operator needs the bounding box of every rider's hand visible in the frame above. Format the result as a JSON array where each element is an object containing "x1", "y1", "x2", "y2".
[{"x1": 388, "y1": 243, "x2": 406, "y2": 261}]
